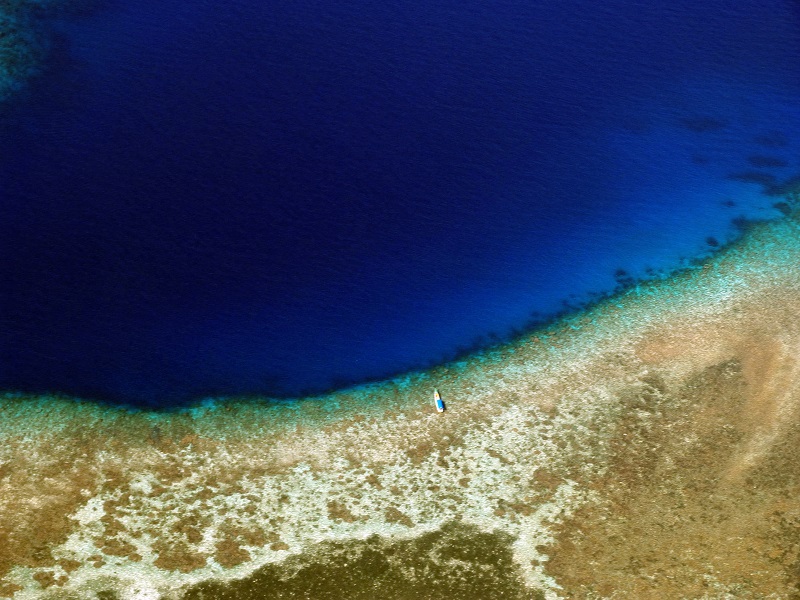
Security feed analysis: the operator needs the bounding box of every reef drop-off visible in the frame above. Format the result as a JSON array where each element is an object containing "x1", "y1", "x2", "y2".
[{"x1": 3, "y1": 203, "x2": 800, "y2": 598}]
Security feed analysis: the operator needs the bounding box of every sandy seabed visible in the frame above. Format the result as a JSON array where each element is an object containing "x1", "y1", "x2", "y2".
[{"x1": 4, "y1": 208, "x2": 800, "y2": 599}]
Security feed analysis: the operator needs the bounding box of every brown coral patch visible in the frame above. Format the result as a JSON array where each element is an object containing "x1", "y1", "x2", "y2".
[
  {"x1": 0, "y1": 446, "x2": 102, "y2": 581},
  {"x1": 32, "y1": 570, "x2": 67, "y2": 588},
  {"x1": 270, "y1": 541, "x2": 289, "y2": 552},
  {"x1": 171, "y1": 515, "x2": 207, "y2": 545},
  {"x1": 219, "y1": 524, "x2": 268, "y2": 548},
  {"x1": 100, "y1": 537, "x2": 141, "y2": 560},
  {"x1": 215, "y1": 539, "x2": 251, "y2": 568},
  {"x1": 384, "y1": 506, "x2": 415, "y2": 528},
  {"x1": 327, "y1": 500, "x2": 359, "y2": 523},
  {"x1": 153, "y1": 540, "x2": 208, "y2": 573},
  {"x1": 0, "y1": 582, "x2": 22, "y2": 598},
  {"x1": 58, "y1": 558, "x2": 82, "y2": 573}
]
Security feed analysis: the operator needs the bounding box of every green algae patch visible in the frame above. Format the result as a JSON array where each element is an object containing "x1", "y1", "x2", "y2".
[{"x1": 182, "y1": 522, "x2": 536, "y2": 600}]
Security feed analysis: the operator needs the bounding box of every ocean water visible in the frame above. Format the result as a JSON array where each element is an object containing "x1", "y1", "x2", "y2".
[{"x1": 2, "y1": 0, "x2": 800, "y2": 407}]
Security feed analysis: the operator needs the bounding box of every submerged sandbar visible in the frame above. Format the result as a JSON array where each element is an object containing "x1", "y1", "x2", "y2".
[{"x1": 3, "y1": 207, "x2": 800, "y2": 598}]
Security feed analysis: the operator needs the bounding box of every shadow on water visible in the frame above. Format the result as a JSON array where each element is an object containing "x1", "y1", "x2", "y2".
[
  {"x1": 179, "y1": 522, "x2": 538, "y2": 600},
  {"x1": 678, "y1": 115, "x2": 728, "y2": 133},
  {"x1": 39, "y1": 191, "x2": 796, "y2": 415},
  {"x1": 726, "y1": 171, "x2": 800, "y2": 198},
  {"x1": 753, "y1": 131, "x2": 790, "y2": 148}
]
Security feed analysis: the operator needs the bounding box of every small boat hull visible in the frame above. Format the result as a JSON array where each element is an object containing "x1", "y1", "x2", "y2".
[{"x1": 434, "y1": 389, "x2": 445, "y2": 412}]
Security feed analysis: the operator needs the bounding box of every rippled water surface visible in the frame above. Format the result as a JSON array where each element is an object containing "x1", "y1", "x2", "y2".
[{"x1": 2, "y1": 0, "x2": 800, "y2": 406}]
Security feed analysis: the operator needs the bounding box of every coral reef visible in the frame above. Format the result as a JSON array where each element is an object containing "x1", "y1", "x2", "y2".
[
  {"x1": 0, "y1": 0, "x2": 59, "y2": 103},
  {"x1": 2, "y1": 205, "x2": 800, "y2": 598}
]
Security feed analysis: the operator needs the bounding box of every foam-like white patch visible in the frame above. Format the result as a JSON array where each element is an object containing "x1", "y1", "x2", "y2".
[{"x1": 70, "y1": 496, "x2": 106, "y2": 526}]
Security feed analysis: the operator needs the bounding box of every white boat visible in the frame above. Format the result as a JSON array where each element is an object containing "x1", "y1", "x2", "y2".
[{"x1": 434, "y1": 389, "x2": 445, "y2": 413}]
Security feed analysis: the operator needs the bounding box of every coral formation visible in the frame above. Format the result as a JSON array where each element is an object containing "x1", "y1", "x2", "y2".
[
  {"x1": 2, "y1": 202, "x2": 800, "y2": 598},
  {"x1": 0, "y1": 0, "x2": 59, "y2": 103}
]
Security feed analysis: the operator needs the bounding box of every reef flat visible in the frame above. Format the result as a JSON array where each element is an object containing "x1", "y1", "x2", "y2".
[{"x1": 4, "y1": 207, "x2": 800, "y2": 599}]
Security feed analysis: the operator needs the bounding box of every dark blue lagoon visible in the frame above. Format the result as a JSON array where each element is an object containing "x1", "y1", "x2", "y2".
[{"x1": 2, "y1": 0, "x2": 800, "y2": 407}]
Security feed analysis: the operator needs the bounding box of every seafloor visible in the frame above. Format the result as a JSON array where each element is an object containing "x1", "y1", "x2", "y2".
[{"x1": 4, "y1": 201, "x2": 800, "y2": 599}]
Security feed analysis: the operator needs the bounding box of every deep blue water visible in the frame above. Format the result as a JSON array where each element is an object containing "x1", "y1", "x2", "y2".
[{"x1": 2, "y1": 0, "x2": 800, "y2": 407}]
